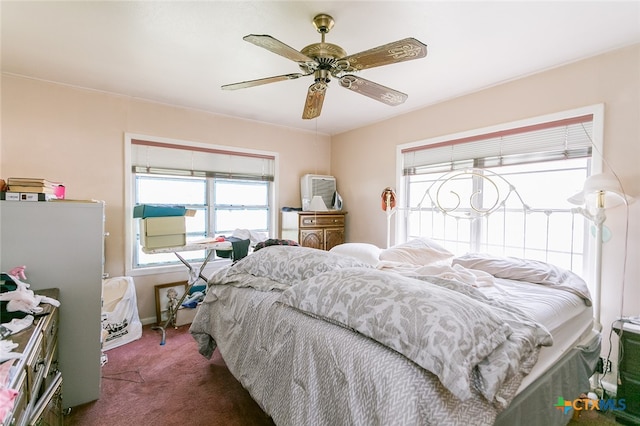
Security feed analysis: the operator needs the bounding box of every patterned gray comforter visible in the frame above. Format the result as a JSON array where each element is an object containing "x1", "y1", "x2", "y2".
[{"x1": 190, "y1": 246, "x2": 553, "y2": 425}]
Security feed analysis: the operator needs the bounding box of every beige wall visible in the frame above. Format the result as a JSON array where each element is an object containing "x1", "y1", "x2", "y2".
[
  {"x1": 1, "y1": 75, "x2": 331, "y2": 323},
  {"x1": 331, "y1": 43, "x2": 640, "y2": 387}
]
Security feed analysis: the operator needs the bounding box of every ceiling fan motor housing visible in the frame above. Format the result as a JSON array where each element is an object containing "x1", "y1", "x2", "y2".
[{"x1": 300, "y1": 42, "x2": 347, "y2": 77}]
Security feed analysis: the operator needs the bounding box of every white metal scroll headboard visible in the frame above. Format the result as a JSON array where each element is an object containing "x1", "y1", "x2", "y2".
[{"x1": 405, "y1": 168, "x2": 586, "y2": 274}]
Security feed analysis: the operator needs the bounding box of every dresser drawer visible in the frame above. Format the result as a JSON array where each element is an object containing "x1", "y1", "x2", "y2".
[
  {"x1": 41, "y1": 310, "x2": 58, "y2": 358},
  {"x1": 29, "y1": 371, "x2": 63, "y2": 426},
  {"x1": 618, "y1": 371, "x2": 640, "y2": 418},
  {"x1": 40, "y1": 339, "x2": 59, "y2": 393},
  {"x1": 3, "y1": 370, "x2": 27, "y2": 426},
  {"x1": 300, "y1": 215, "x2": 345, "y2": 228},
  {"x1": 25, "y1": 332, "x2": 45, "y2": 402}
]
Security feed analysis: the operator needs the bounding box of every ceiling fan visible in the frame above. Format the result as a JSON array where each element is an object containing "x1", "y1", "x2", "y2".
[{"x1": 222, "y1": 13, "x2": 428, "y2": 119}]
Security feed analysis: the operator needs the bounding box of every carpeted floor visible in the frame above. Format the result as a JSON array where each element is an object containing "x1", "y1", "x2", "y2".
[
  {"x1": 569, "y1": 410, "x2": 620, "y2": 425},
  {"x1": 64, "y1": 324, "x2": 274, "y2": 426}
]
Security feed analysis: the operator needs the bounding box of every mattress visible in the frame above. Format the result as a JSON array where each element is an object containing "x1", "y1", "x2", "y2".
[{"x1": 481, "y1": 278, "x2": 594, "y2": 392}]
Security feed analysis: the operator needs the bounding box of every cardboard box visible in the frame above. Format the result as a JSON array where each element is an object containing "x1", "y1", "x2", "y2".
[
  {"x1": 141, "y1": 234, "x2": 186, "y2": 249},
  {"x1": 140, "y1": 216, "x2": 186, "y2": 248},
  {"x1": 141, "y1": 216, "x2": 186, "y2": 235},
  {"x1": 133, "y1": 204, "x2": 196, "y2": 219}
]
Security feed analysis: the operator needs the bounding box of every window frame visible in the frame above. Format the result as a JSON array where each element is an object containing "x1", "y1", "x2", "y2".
[
  {"x1": 395, "y1": 104, "x2": 604, "y2": 275},
  {"x1": 124, "y1": 133, "x2": 279, "y2": 276}
]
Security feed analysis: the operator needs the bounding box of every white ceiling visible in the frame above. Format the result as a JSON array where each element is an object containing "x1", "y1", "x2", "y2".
[{"x1": 2, "y1": 1, "x2": 640, "y2": 135}]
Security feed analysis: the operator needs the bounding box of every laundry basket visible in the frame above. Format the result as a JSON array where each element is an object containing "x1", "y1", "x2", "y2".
[{"x1": 101, "y1": 276, "x2": 142, "y2": 351}]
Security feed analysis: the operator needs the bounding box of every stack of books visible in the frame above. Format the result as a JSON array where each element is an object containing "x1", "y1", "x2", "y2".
[{"x1": 2, "y1": 177, "x2": 65, "y2": 201}]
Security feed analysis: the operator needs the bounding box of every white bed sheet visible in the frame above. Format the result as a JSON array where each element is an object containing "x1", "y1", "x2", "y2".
[{"x1": 480, "y1": 277, "x2": 594, "y2": 392}]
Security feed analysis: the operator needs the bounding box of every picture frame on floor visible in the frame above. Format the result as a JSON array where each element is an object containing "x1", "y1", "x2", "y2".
[{"x1": 154, "y1": 282, "x2": 187, "y2": 325}]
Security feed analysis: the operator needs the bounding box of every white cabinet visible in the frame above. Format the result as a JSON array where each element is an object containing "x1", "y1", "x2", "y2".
[{"x1": 0, "y1": 200, "x2": 105, "y2": 409}]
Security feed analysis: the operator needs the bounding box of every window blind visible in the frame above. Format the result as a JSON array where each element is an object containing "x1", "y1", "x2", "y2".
[
  {"x1": 131, "y1": 139, "x2": 275, "y2": 181},
  {"x1": 402, "y1": 114, "x2": 593, "y2": 175}
]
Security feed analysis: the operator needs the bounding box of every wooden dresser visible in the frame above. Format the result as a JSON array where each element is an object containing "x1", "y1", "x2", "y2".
[
  {"x1": 2, "y1": 289, "x2": 62, "y2": 426},
  {"x1": 281, "y1": 211, "x2": 347, "y2": 251}
]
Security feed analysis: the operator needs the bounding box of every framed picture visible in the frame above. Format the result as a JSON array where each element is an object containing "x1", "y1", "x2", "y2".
[{"x1": 154, "y1": 282, "x2": 187, "y2": 325}]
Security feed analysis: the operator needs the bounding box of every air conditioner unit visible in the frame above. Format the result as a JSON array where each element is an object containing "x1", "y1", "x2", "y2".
[{"x1": 300, "y1": 174, "x2": 337, "y2": 211}]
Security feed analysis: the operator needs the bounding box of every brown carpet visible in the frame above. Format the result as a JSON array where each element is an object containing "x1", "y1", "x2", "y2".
[
  {"x1": 569, "y1": 410, "x2": 620, "y2": 425},
  {"x1": 64, "y1": 324, "x2": 274, "y2": 426}
]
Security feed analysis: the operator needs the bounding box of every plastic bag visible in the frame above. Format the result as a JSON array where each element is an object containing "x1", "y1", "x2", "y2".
[{"x1": 101, "y1": 276, "x2": 142, "y2": 351}]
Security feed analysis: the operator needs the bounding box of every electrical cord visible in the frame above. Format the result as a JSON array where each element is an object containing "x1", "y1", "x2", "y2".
[
  {"x1": 598, "y1": 317, "x2": 638, "y2": 398},
  {"x1": 102, "y1": 368, "x2": 145, "y2": 383},
  {"x1": 596, "y1": 320, "x2": 617, "y2": 397}
]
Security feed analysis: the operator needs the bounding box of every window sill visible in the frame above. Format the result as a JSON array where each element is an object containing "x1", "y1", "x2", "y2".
[{"x1": 126, "y1": 258, "x2": 232, "y2": 277}]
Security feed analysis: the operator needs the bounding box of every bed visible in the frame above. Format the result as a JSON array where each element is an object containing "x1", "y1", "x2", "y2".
[
  {"x1": 189, "y1": 170, "x2": 601, "y2": 425},
  {"x1": 190, "y1": 244, "x2": 599, "y2": 425}
]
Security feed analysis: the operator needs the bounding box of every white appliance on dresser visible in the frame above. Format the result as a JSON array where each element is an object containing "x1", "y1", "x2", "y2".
[{"x1": 0, "y1": 200, "x2": 105, "y2": 410}]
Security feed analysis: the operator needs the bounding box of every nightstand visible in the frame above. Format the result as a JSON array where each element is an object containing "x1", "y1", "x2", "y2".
[{"x1": 613, "y1": 320, "x2": 640, "y2": 425}]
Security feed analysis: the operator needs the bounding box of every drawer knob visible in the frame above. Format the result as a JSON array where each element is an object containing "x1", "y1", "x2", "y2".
[{"x1": 34, "y1": 358, "x2": 46, "y2": 372}]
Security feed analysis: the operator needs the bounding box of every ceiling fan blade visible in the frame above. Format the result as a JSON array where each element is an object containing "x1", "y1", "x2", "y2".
[
  {"x1": 222, "y1": 73, "x2": 308, "y2": 90},
  {"x1": 339, "y1": 75, "x2": 408, "y2": 106},
  {"x1": 243, "y1": 35, "x2": 314, "y2": 64},
  {"x1": 302, "y1": 82, "x2": 327, "y2": 119},
  {"x1": 340, "y1": 37, "x2": 427, "y2": 71}
]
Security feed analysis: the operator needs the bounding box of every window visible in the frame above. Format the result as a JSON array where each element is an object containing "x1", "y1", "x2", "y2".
[
  {"x1": 128, "y1": 138, "x2": 276, "y2": 270},
  {"x1": 399, "y1": 107, "x2": 603, "y2": 275}
]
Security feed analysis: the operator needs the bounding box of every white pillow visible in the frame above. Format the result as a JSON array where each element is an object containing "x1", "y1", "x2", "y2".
[
  {"x1": 379, "y1": 238, "x2": 454, "y2": 265},
  {"x1": 329, "y1": 243, "x2": 382, "y2": 266}
]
